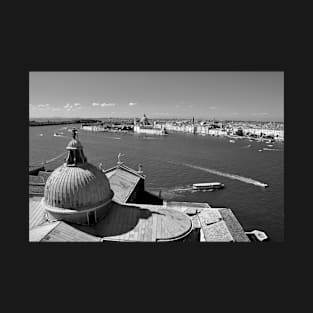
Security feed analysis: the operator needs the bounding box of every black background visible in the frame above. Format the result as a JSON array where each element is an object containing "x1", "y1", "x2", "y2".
[{"x1": 3, "y1": 2, "x2": 307, "y2": 309}]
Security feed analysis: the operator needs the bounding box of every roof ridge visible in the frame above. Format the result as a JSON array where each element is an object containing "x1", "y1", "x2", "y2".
[
  {"x1": 103, "y1": 164, "x2": 145, "y2": 179},
  {"x1": 119, "y1": 164, "x2": 145, "y2": 178}
]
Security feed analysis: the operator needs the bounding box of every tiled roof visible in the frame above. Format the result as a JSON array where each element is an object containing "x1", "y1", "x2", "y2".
[
  {"x1": 29, "y1": 197, "x2": 47, "y2": 229},
  {"x1": 38, "y1": 171, "x2": 52, "y2": 181},
  {"x1": 29, "y1": 175, "x2": 45, "y2": 184},
  {"x1": 104, "y1": 163, "x2": 145, "y2": 178},
  {"x1": 200, "y1": 220, "x2": 234, "y2": 242},
  {"x1": 75, "y1": 202, "x2": 192, "y2": 242},
  {"x1": 218, "y1": 208, "x2": 250, "y2": 242},
  {"x1": 198, "y1": 208, "x2": 250, "y2": 242},
  {"x1": 29, "y1": 222, "x2": 60, "y2": 241},
  {"x1": 28, "y1": 197, "x2": 248, "y2": 242},
  {"x1": 105, "y1": 167, "x2": 142, "y2": 203},
  {"x1": 30, "y1": 221, "x2": 100, "y2": 242},
  {"x1": 29, "y1": 184, "x2": 45, "y2": 196}
]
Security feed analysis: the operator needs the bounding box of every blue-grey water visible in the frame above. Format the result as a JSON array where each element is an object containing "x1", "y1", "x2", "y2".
[{"x1": 29, "y1": 124, "x2": 284, "y2": 241}]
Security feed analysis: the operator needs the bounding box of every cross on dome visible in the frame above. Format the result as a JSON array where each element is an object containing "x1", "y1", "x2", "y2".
[{"x1": 72, "y1": 128, "x2": 78, "y2": 139}]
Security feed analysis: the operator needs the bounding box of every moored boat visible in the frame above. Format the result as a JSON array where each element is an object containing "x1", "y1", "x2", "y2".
[
  {"x1": 192, "y1": 182, "x2": 224, "y2": 190},
  {"x1": 245, "y1": 230, "x2": 269, "y2": 242}
]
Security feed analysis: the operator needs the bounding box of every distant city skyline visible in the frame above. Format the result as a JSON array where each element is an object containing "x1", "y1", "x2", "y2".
[{"x1": 29, "y1": 72, "x2": 284, "y2": 121}]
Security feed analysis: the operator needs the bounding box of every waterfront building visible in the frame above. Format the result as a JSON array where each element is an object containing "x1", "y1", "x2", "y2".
[
  {"x1": 241, "y1": 127, "x2": 284, "y2": 140},
  {"x1": 29, "y1": 128, "x2": 250, "y2": 242},
  {"x1": 208, "y1": 128, "x2": 227, "y2": 136},
  {"x1": 133, "y1": 114, "x2": 168, "y2": 135},
  {"x1": 81, "y1": 123, "x2": 106, "y2": 132}
]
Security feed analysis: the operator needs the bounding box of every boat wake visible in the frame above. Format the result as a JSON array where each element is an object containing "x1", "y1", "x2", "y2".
[
  {"x1": 104, "y1": 137, "x2": 121, "y2": 140},
  {"x1": 169, "y1": 161, "x2": 268, "y2": 188},
  {"x1": 53, "y1": 134, "x2": 69, "y2": 138},
  {"x1": 44, "y1": 151, "x2": 67, "y2": 164},
  {"x1": 170, "y1": 186, "x2": 193, "y2": 192}
]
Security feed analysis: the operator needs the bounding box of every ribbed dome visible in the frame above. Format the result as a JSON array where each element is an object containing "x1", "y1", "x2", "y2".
[
  {"x1": 67, "y1": 138, "x2": 83, "y2": 149},
  {"x1": 43, "y1": 163, "x2": 114, "y2": 212},
  {"x1": 140, "y1": 114, "x2": 149, "y2": 124}
]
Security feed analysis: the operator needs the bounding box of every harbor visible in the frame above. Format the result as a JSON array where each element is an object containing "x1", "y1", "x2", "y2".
[
  {"x1": 29, "y1": 129, "x2": 254, "y2": 242},
  {"x1": 29, "y1": 125, "x2": 283, "y2": 241}
]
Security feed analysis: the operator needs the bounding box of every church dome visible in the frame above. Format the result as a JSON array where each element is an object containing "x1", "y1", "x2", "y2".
[
  {"x1": 140, "y1": 114, "x2": 149, "y2": 125},
  {"x1": 41, "y1": 128, "x2": 114, "y2": 225},
  {"x1": 43, "y1": 163, "x2": 113, "y2": 211}
]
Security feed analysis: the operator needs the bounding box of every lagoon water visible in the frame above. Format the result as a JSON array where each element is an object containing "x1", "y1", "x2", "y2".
[{"x1": 29, "y1": 124, "x2": 284, "y2": 241}]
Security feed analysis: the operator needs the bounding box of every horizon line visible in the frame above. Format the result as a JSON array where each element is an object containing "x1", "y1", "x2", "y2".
[{"x1": 29, "y1": 116, "x2": 284, "y2": 122}]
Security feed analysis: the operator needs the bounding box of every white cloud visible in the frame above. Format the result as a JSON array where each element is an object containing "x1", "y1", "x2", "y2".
[
  {"x1": 100, "y1": 102, "x2": 116, "y2": 107},
  {"x1": 64, "y1": 103, "x2": 76, "y2": 111},
  {"x1": 129, "y1": 102, "x2": 136, "y2": 106},
  {"x1": 92, "y1": 102, "x2": 116, "y2": 107},
  {"x1": 37, "y1": 104, "x2": 50, "y2": 108}
]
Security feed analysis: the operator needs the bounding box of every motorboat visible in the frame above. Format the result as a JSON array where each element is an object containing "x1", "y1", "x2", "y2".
[
  {"x1": 229, "y1": 140, "x2": 235, "y2": 143},
  {"x1": 192, "y1": 182, "x2": 224, "y2": 190},
  {"x1": 245, "y1": 230, "x2": 269, "y2": 242}
]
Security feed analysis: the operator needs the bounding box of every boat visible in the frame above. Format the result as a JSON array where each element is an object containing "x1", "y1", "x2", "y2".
[
  {"x1": 229, "y1": 140, "x2": 235, "y2": 143},
  {"x1": 192, "y1": 182, "x2": 224, "y2": 190},
  {"x1": 39, "y1": 134, "x2": 43, "y2": 136},
  {"x1": 54, "y1": 132, "x2": 64, "y2": 137},
  {"x1": 245, "y1": 230, "x2": 269, "y2": 242}
]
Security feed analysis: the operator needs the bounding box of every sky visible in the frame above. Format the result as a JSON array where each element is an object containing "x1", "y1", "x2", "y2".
[{"x1": 29, "y1": 72, "x2": 284, "y2": 121}]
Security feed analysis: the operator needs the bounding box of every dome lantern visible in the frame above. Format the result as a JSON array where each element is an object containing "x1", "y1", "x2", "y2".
[
  {"x1": 140, "y1": 113, "x2": 150, "y2": 125},
  {"x1": 65, "y1": 128, "x2": 87, "y2": 166}
]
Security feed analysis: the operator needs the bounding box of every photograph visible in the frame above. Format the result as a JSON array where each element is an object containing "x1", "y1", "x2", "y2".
[{"x1": 29, "y1": 71, "x2": 284, "y2": 242}]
